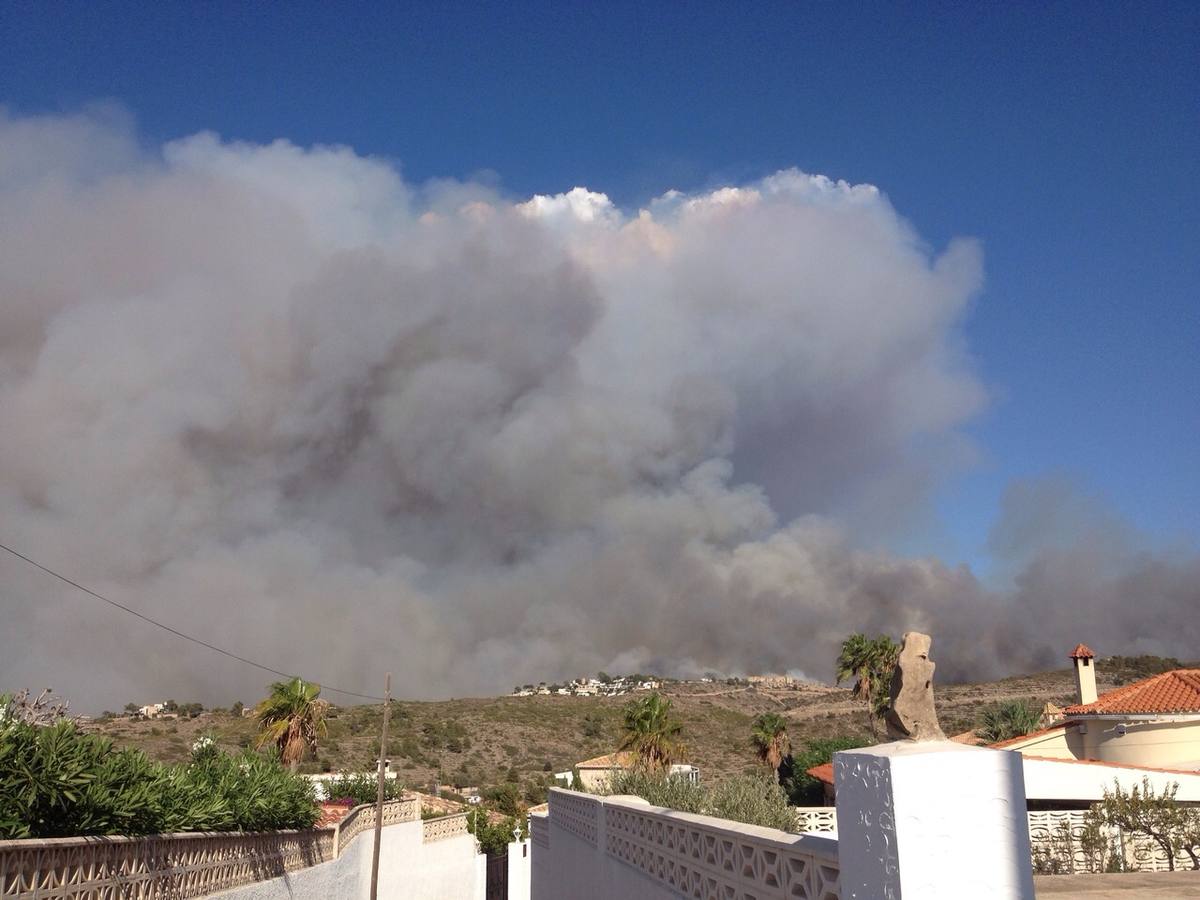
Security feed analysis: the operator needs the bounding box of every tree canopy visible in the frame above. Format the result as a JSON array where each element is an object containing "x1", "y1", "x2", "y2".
[
  {"x1": 618, "y1": 692, "x2": 684, "y2": 771},
  {"x1": 835, "y1": 633, "x2": 899, "y2": 738},
  {"x1": 254, "y1": 678, "x2": 329, "y2": 773},
  {"x1": 750, "y1": 713, "x2": 791, "y2": 777}
]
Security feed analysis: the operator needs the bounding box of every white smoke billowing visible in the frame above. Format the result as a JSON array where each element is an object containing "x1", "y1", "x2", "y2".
[{"x1": 1, "y1": 108, "x2": 1196, "y2": 709}]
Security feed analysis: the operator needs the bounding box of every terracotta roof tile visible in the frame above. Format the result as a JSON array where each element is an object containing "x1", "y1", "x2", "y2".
[
  {"x1": 949, "y1": 729, "x2": 987, "y2": 746},
  {"x1": 576, "y1": 751, "x2": 636, "y2": 769},
  {"x1": 317, "y1": 803, "x2": 353, "y2": 827},
  {"x1": 1069, "y1": 643, "x2": 1096, "y2": 660},
  {"x1": 806, "y1": 762, "x2": 835, "y2": 785},
  {"x1": 1064, "y1": 669, "x2": 1200, "y2": 716}
]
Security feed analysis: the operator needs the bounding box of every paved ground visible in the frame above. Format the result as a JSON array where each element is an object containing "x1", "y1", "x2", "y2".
[{"x1": 1036, "y1": 871, "x2": 1200, "y2": 897}]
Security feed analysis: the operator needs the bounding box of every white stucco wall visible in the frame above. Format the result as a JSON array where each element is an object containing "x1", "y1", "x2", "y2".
[
  {"x1": 532, "y1": 789, "x2": 840, "y2": 900},
  {"x1": 1022, "y1": 756, "x2": 1200, "y2": 803},
  {"x1": 214, "y1": 819, "x2": 484, "y2": 900},
  {"x1": 1000, "y1": 724, "x2": 1083, "y2": 759},
  {"x1": 834, "y1": 741, "x2": 1035, "y2": 900},
  {"x1": 532, "y1": 801, "x2": 679, "y2": 900},
  {"x1": 508, "y1": 839, "x2": 531, "y2": 900},
  {"x1": 576, "y1": 766, "x2": 619, "y2": 793},
  {"x1": 1077, "y1": 718, "x2": 1200, "y2": 769}
]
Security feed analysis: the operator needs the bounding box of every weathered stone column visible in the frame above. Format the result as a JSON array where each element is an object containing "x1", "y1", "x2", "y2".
[{"x1": 834, "y1": 740, "x2": 1035, "y2": 899}]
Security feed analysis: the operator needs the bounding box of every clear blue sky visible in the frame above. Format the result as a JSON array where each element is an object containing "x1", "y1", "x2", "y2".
[{"x1": 3, "y1": 1, "x2": 1197, "y2": 570}]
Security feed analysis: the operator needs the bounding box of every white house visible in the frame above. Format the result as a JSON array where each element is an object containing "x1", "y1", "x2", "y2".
[
  {"x1": 995, "y1": 643, "x2": 1200, "y2": 772},
  {"x1": 809, "y1": 643, "x2": 1200, "y2": 807},
  {"x1": 574, "y1": 752, "x2": 699, "y2": 792}
]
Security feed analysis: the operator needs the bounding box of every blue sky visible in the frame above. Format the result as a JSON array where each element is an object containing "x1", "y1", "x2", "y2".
[{"x1": 3, "y1": 1, "x2": 1197, "y2": 573}]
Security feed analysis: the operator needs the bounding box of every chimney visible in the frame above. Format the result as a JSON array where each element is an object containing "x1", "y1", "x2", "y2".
[{"x1": 1069, "y1": 643, "x2": 1097, "y2": 705}]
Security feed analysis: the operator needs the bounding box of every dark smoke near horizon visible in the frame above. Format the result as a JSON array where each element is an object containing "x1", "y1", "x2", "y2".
[{"x1": 2, "y1": 108, "x2": 1197, "y2": 711}]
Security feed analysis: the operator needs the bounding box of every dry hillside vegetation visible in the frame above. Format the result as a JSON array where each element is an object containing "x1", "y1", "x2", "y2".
[{"x1": 77, "y1": 660, "x2": 1172, "y2": 792}]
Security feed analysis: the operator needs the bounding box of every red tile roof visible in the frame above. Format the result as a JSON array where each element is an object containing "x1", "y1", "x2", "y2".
[
  {"x1": 576, "y1": 751, "x2": 636, "y2": 769},
  {"x1": 949, "y1": 729, "x2": 987, "y2": 746},
  {"x1": 317, "y1": 803, "x2": 354, "y2": 827},
  {"x1": 806, "y1": 762, "x2": 835, "y2": 785},
  {"x1": 1064, "y1": 669, "x2": 1200, "y2": 716},
  {"x1": 1069, "y1": 643, "x2": 1096, "y2": 660}
]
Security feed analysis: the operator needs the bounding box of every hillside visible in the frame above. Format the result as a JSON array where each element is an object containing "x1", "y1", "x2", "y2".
[{"x1": 78, "y1": 658, "x2": 1179, "y2": 799}]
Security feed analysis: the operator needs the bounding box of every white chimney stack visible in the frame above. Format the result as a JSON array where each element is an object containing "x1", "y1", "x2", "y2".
[{"x1": 1069, "y1": 643, "x2": 1097, "y2": 706}]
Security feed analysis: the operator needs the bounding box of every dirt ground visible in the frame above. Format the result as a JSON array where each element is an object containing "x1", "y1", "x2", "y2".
[{"x1": 1036, "y1": 871, "x2": 1200, "y2": 897}]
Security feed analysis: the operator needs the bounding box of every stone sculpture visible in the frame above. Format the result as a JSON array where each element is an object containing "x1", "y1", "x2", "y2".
[{"x1": 884, "y1": 631, "x2": 946, "y2": 741}]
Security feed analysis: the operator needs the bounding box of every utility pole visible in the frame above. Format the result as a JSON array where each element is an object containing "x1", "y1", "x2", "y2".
[{"x1": 369, "y1": 672, "x2": 391, "y2": 900}]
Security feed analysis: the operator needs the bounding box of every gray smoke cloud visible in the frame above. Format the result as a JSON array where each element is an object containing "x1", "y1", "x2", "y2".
[{"x1": 1, "y1": 108, "x2": 1196, "y2": 710}]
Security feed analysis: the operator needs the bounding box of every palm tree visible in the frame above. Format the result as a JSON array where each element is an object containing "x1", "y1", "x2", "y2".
[
  {"x1": 977, "y1": 699, "x2": 1043, "y2": 744},
  {"x1": 618, "y1": 692, "x2": 684, "y2": 771},
  {"x1": 254, "y1": 678, "x2": 329, "y2": 773},
  {"x1": 835, "y1": 633, "x2": 899, "y2": 740},
  {"x1": 750, "y1": 713, "x2": 792, "y2": 780}
]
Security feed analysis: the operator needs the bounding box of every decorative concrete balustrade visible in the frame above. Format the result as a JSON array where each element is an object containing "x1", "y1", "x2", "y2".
[
  {"x1": 532, "y1": 788, "x2": 840, "y2": 900},
  {"x1": 334, "y1": 796, "x2": 420, "y2": 855},
  {"x1": 1026, "y1": 809, "x2": 1199, "y2": 874},
  {"x1": 421, "y1": 813, "x2": 470, "y2": 843},
  {"x1": 793, "y1": 807, "x2": 837, "y2": 834},
  {"x1": 796, "y1": 805, "x2": 1198, "y2": 873},
  {"x1": 0, "y1": 797, "x2": 419, "y2": 900}
]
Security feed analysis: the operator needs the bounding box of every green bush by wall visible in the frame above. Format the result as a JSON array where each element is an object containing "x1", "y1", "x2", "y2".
[{"x1": 0, "y1": 711, "x2": 319, "y2": 839}]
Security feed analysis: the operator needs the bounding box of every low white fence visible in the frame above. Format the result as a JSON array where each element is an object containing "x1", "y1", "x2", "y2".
[
  {"x1": 792, "y1": 806, "x2": 1200, "y2": 873},
  {"x1": 0, "y1": 797, "x2": 419, "y2": 900},
  {"x1": 534, "y1": 789, "x2": 840, "y2": 900},
  {"x1": 1027, "y1": 809, "x2": 1199, "y2": 874}
]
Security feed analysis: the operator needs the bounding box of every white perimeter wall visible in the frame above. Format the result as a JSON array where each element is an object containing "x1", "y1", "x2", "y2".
[
  {"x1": 531, "y1": 790, "x2": 839, "y2": 900},
  {"x1": 532, "y1": 806, "x2": 679, "y2": 900},
  {"x1": 508, "y1": 839, "x2": 532, "y2": 900},
  {"x1": 214, "y1": 819, "x2": 485, "y2": 900},
  {"x1": 1022, "y1": 756, "x2": 1200, "y2": 803}
]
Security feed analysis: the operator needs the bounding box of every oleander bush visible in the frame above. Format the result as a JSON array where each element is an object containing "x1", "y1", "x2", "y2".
[
  {"x1": 322, "y1": 771, "x2": 406, "y2": 805},
  {"x1": 0, "y1": 698, "x2": 318, "y2": 838}
]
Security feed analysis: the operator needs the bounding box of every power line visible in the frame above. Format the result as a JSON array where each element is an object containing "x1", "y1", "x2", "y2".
[{"x1": 0, "y1": 540, "x2": 386, "y2": 702}]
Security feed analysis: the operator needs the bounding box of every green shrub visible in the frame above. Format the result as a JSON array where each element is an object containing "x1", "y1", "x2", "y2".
[
  {"x1": 976, "y1": 700, "x2": 1042, "y2": 744},
  {"x1": 466, "y1": 808, "x2": 526, "y2": 856},
  {"x1": 780, "y1": 737, "x2": 867, "y2": 805},
  {"x1": 605, "y1": 771, "x2": 794, "y2": 832},
  {"x1": 0, "y1": 713, "x2": 318, "y2": 838},
  {"x1": 483, "y1": 782, "x2": 522, "y2": 816},
  {"x1": 323, "y1": 772, "x2": 406, "y2": 805}
]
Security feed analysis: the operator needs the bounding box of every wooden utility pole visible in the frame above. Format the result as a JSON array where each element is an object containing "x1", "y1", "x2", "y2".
[{"x1": 369, "y1": 672, "x2": 391, "y2": 900}]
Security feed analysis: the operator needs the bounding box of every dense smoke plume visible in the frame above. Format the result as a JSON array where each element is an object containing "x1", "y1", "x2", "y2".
[{"x1": 1, "y1": 108, "x2": 1196, "y2": 709}]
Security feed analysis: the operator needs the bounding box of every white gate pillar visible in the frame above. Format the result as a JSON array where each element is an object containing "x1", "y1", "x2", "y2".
[{"x1": 834, "y1": 741, "x2": 1035, "y2": 899}]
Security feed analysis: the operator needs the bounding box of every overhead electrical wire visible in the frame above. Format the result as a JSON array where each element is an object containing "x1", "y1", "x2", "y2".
[{"x1": 0, "y1": 540, "x2": 387, "y2": 702}]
